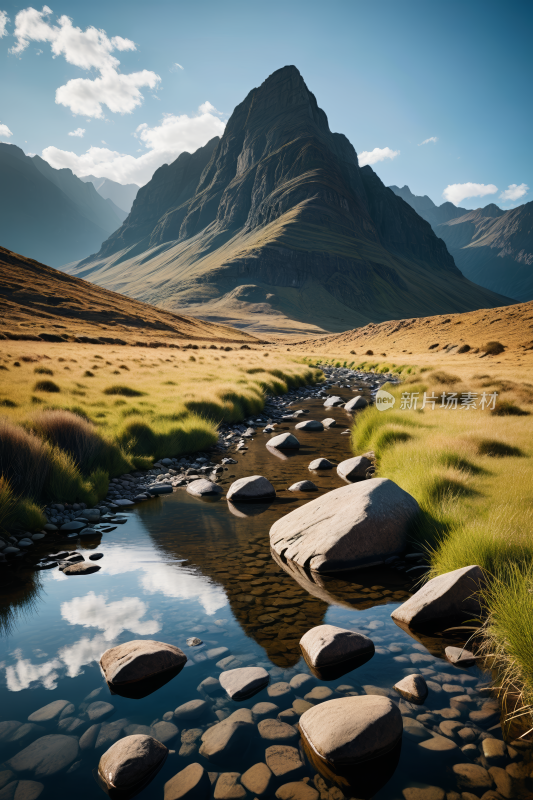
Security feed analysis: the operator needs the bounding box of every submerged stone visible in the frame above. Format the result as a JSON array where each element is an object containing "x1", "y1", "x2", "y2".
[{"x1": 98, "y1": 734, "x2": 168, "y2": 795}]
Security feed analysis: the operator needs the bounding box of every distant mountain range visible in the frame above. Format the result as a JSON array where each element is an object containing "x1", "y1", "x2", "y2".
[
  {"x1": 390, "y1": 185, "x2": 533, "y2": 302},
  {"x1": 80, "y1": 175, "x2": 139, "y2": 214},
  {"x1": 0, "y1": 143, "x2": 127, "y2": 268},
  {"x1": 66, "y1": 66, "x2": 509, "y2": 334}
]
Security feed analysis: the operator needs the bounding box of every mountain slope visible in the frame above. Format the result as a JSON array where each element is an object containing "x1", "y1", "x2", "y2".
[
  {"x1": 0, "y1": 245, "x2": 257, "y2": 344},
  {"x1": 390, "y1": 185, "x2": 532, "y2": 302},
  {"x1": 0, "y1": 144, "x2": 124, "y2": 267},
  {"x1": 68, "y1": 66, "x2": 511, "y2": 334},
  {"x1": 80, "y1": 175, "x2": 139, "y2": 214}
]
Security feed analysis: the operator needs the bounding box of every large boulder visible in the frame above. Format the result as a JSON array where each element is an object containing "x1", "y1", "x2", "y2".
[
  {"x1": 226, "y1": 476, "x2": 276, "y2": 503},
  {"x1": 269, "y1": 478, "x2": 419, "y2": 572},
  {"x1": 199, "y1": 709, "x2": 254, "y2": 762},
  {"x1": 299, "y1": 696, "x2": 402, "y2": 766},
  {"x1": 267, "y1": 433, "x2": 300, "y2": 450},
  {"x1": 98, "y1": 735, "x2": 167, "y2": 795},
  {"x1": 7, "y1": 735, "x2": 79, "y2": 777},
  {"x1": 391, "y1": 565, "x2": 484, "y2": 627},
  {"x1": 300, "y1": 625, "x2": 374, "y2": 674},
  {"x1": 219, "y1": 667, "x2": 270, "y2": 700},
  {"x1": 100, "y1": 640, "x2": 187, "y2": 686},
  {"x1": 164, "y1": 763, "x2": 210, "y2": 800},
  {"x1": 344, "y1": 396, "x2": 368, "y2": 411},
  {"x1": 336, "y1": 456, "x2": 372, "y2": 481}
]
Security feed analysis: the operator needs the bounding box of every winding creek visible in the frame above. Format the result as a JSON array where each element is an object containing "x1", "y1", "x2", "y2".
[{"x1": 1, "y1": 373, "x2": 531, "y2": 799}]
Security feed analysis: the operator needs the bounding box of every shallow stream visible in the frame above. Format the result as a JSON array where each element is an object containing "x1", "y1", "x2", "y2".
[{"x1": 1, "y1": 386, "x2": 531, "y2": 799}]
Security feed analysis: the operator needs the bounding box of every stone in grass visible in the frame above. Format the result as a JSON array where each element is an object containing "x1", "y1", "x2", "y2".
[
  {"x1": 391, "y1": 565, "x2": 484, "y2": 627},
  {"x1": 63, "y1": 562, "x2": 101, "y2": 575},
  {"x1": 295, "y1": 420, "x2": 324, "y2": 432},
  {"x1": 270, "y1": 478, "x2": 419, "y2": 573},
  {"x1": 336, "y1": 456, "x2": 372, "y2": 481},
  {"x1": 393, "y1": 674, "x2": 428, "y2": 705},
  {"x1": 164, "y1": 762, "x2": 211, "y2": 800},
  {"x1": 174, "y1": 700, "x2": 209, "y2": 721},
  {"x1": 344, "y1": 396, "x2": 368, "y2": 411},
  {"x1": 321, "y1": 418, "x2": 336, "y2": 428},
  {"x1": 265, "y1": 746, "x2": 304, "y2": 779},
  {"x1": 288, "y1": 481, "x2": 318, "y2": 492},
  {"x1": 445, "y1": 646, "x2": 476, "y2": 668},
  {"x1": 187, "y1": 480, "x2": 223, "y2": 498},
  {"x1": 0, "y1": 781, "x2": 44, "y2": 800},
  {"x1": 98, "y1": 735, "x2": 168, "y2": 796},
  {"x1": 7, "y1": 735, "x2": 79, "y2": 777},
  {"x1": 276, "y1": 783, "x2": 319, "y2": 800},
  {"x1": 300, "y1": 625, "x2": 374, "y2": 678},
  {"x1": 199, "y1": 709, "x2": 254, "y2": 762},
  {"x1": 308, "y1": 458, "x2": 334, "y2": 471},
  {"x1": 298, "y1": 696, "x2": 402, "y2": 766},
  {"x1": 213, "y1": 773, "x2": 246, "y2": 800},
  {"x1": 258, "y1": 719, "x2": 299, "y2": 743},
  {"x1": 241, "y1": 763, "x2": 272, "y2": 796},
  {"x1": 226, "y1": 476, "x2": 276, "y2": 503},
  {"x1": 219, "y1": 667, "x2": 269, "y2": 701},
  {"x1": 28, "y1": 700, "x2": 70, "y2": 723},
  {"x1": 267, "y1": 433, "x2": 300, "y2": 450},
  {"x1": 100, "y1": 640, "x2": 187, "y2": 686}
]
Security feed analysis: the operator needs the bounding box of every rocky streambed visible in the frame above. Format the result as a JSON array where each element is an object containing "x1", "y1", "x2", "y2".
[{"x1": 0, "y1": 367, "x2": 531, "y2": 800}]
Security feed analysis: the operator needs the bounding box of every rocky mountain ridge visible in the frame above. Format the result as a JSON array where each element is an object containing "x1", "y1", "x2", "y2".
[{"x1": 67, "y1": 66, "x2": 510, "y2": 334}]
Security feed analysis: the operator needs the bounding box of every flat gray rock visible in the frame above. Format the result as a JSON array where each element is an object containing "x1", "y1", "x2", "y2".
[
  {"x1": 295, "y1": 420, "x2": 323, "y2": 431},
  {"x1": 336, "y1": 456, "x2": 372, "y2": 481},
  {"x1": 28, "y1": 701, "x2": 70, "y2": 723},
  {"x1": 100, "y1": 640, "x2": 187, "y2": 685},
  {"x1": 226, "y1": 476, "x2": 276, "y2": 502},
  {"x1": 187, "y1": 479, "x2": 223, "y2": 497},
  {"x1": 288, "y1": 481, "x2": 318, "y2": 492},
  {"x1": 174, "y1": 700, "x2": 209, "y2": 721},
  {"x1": 199, "y1": 709, "x2": 254, "y2": 762},
  {"x1": 270, "y1": 478, "x2": 419, "y2": 572},
  {"x1": 300, "y1": 625, "x2": 374, "y2": 668},
  {"x1": 7, "y1": 735, "x2": 79, "y2": 777},
  {"x1": 219, "y1": 667, "x2": 270, "y2": 700},
  {"x1": 445, "y1": 646, "x2": 476, "y2": 667},
  {"x1": 164, "y1": 763, "x2": 210, "y2": 800},
  {"x1": 308, "y1": 458, "x2": 334, "y2": 471},
  {"x1": 344, "y1": 396, "x2": 368, "y2": 411},
  {"x1": 148, "y1": 485, "x2": 173, "y2": 495},
  {"x1": 299, "y1": 696, "x2": 402, "y2": 765},
  {"x1": 98, "y1": 734, "x2": 168, "y2": 793},
  {"x1": 321, "y1": 418, "x2": 336, "y2": 428},
  {"x1": 151, "y1": 721, "x2": 179, "y2": 743},
  {"x1": 393, "y1": 674, "x2": 428, "y2": 704},
  {"x1": 323, "y1": 396, "x2": 343, "y2": 407},
  {"x1": 63, "y1": 562, "x2": 101, "y2": 575},
  {"x1": 59, "y1": 521, "x2": 85, "y2": 532},
  {"x1": 267, "y1": 433, "x2": 300, "y2": 450},
  {"x1": 115, "y1": 499, "x2": 134, "y2": 506},
  {"x1": 391, "y1": 565, "x2": 484, "y2": 627}
]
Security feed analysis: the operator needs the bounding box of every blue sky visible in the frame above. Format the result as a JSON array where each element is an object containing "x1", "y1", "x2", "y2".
[{"x1": 0, "y1": 0, "x2": 531, "y2": 208}]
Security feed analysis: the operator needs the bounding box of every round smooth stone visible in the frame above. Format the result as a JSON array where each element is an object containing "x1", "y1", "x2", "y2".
[
  {"x1": 308, "y1": 458, "x2": 334, "y2": 471},
  {"x1": 295, "y1": 420, "x2": 323, "y2": 431},
  {"x1": 287, "y1": 481, "x2": 318, "y2": 492},
  {"x1": 266, "y1": 433, "x2": 300, "y2": 450}
]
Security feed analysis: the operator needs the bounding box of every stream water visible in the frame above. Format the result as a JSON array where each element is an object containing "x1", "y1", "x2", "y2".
[{"x1": 0, "y1": 385, "x2": 531, "y2": 799}]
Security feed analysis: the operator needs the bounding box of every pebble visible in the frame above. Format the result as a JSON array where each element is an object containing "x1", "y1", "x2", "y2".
[{"x1": 265, "y1": 746, "x2": 304, "y2": 778}]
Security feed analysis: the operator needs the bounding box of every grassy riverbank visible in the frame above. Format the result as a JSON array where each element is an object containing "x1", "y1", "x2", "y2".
[
  {"x1": 0, "y1": 341, "x2": 322, "y2": 531},
  {"x1": 349, "y1": 367, "x2": 533, "y2": 721}
]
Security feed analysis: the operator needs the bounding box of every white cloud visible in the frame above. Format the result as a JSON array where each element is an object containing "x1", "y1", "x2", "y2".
[
  {"x1": 68, "y1": 127, "x2": 85, "y2": 137},
  {"x1": 442, "y1": 182, "x2": 498, "y2": 205},
  {"x1": 174, "y1": 62, "x2": 184, "y2": 70},
  {"x1": 42, "y1": 102, "x2": 225, "y2": 185},
  {"x1": 358, "y1": 146, "x2": 400, "y2": 167},
  {"x1": 5, "y1": 655, "x2": 61, "y2": 692},
  {"x1": 0, "y1": 123, "x2": 13, "y2": 139},
  {"x1": 418, "y1": 136, "x2": 438, "y2": 145},
  {"x1": 0, "y1": 9, "x2": 9, "y2": 37},
  {"x1": 10, "y1": 6, "x2": 160, "y2": 118},
  {"x1": 60, "y1": 591, "x2": 160, "y2": 640},
  {"x1": 499, "y1": 183, "x2": 529, "y2": 203}
]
